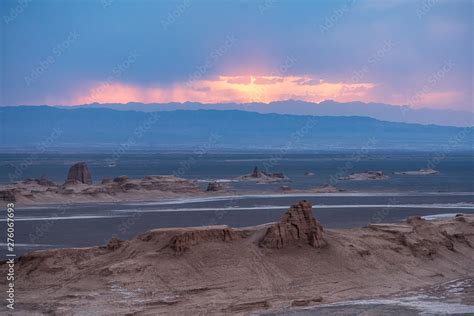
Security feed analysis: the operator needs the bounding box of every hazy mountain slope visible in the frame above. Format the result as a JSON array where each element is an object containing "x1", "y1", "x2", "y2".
[
  {"x1": 58, "y1": 100, "x2": 473, "y2": 127},
  {"x1": 0, "y1": 106, "x2": 471, "y2": 150}
]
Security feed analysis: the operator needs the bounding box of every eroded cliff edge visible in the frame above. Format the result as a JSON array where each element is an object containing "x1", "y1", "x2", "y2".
[{"x1": 1, "y1": 201, "x2": 474, "y2": 315}]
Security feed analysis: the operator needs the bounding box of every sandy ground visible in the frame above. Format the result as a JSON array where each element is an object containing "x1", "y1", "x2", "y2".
[
  {"x1": 0, "y1": 169, "x2": 354, "y2": 208},
  {"x1": 1, "y1": 209, "x2": 473, "y2": 315},
  {"x1": 0, "y1": 178, "x2": 346, "y2": 207}
]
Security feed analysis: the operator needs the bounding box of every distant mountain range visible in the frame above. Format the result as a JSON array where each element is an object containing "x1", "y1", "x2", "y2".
[
  {"x1": 0, "y1": 106, "x2": 472, "y2": 151},
  {"x1": 58, "y1": 100, "x2": 474, "y2": 127}
]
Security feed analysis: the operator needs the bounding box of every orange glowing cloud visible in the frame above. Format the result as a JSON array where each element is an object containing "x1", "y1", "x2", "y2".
[{"x1": 69, "y1": 75, "x2": 377, "y2": 105}]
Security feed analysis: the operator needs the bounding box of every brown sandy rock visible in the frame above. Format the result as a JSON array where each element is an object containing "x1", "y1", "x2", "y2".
[
  {"x1": 395, "y1": 168, "x2": 440, "y2": 176},
  {"x1": 167, "y1": 226, "x2": 246, "y2": 253},
  {"x1": 65, "y1": 162, "x2": 92, "y2": 185},
  {"x1": 260, "y1": 200, "x2": 325, "y2": 249},
  {"x1": 206, "y1": 182, "x2": 225, "y2": 192},
  {"x1": 239, "y1": 166, "x2": 289, "y2": 183},
  {"x1": 24, "y1": 176, "x2": 56, "y2": 187},
  {"x1": 81, "y1": 186, "x2": 109, "y2": 195},
  {"x1": 139, "y1": 175, "x2": 199, "y2": 193},
  {"x1": 37, "y1": 176, "x2": 56, "y2": 186},
  {"x1": 101, "y1": 178, "x2": 112, "y2": 184},
  {"x1": 291, "y1": 297, "x2": 323, "y2": 306},
  {"x1": 223, "y1": 300, "x2": 270, "y2": 313},
  {"x1": 113, "y1": 175, "x2": 129, "y2": 184},
  {"x1": 0, "y1": 189, "x2": 16, "y2": 202},
  {"x1": 122, "y1": 182, "x2": 141, "y2": 191},
  {"x1": 339, "y1": 171, "x2": 388, "y2": 181},
  {"x1": 61, "y1": 188, "x2": 75, "y2": 195},
  {"x1": 311, "y1": 184, "x2": 341, "y2": 193},
  {"x1": 251, "y1": 166, "x2": 262, "y2": 177},
  {"x1": 3, "y1": 214, "x2": 474, "y2": 315},
  {"x1": 368, "y1": 215, "x2": 469, "y2": 258},
  {"x1": 106, "y1": 237, "x2": 124, "y2": 250}
]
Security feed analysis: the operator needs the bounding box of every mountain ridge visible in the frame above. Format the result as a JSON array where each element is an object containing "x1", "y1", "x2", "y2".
[
  {"x1": 41, "y1": 99, "x2": 474, "y2": 127},
  {"x1": 0, "y1": 106, "x2": 471, "y2": 150}
]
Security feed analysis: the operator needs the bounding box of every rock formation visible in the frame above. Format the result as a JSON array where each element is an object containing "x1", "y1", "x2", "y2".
[
  {"x1": 113, "y1": 175, "x2": 129, "y2": 184},
  {"x1": 311, "y1": 184, "x2": 342, "y2": 193},
  {"x1": 23, "y1": 176, "x2": 56, "y2": 187},
  {"x1": 260, "y1": 200, "x2": 325, "y2": 249},
  {"x1": 2, "y1": 173, "x2": 201, "y2": 205},
  {"x1": 3, "y1": 211, "x2": 474, "y2": 315},
  {"x1": 251, "y1": 166, "x2": 262, "y2": 178},
  {"x1": 238, "y1": 166, "x2": 289, "y2": 183},
  {"x1": 395, "y1": 168, "x2": 440, "y2": 176},
  {"x1": 249, "y1": 166, "x2": 285, "y2": 179},
  {"x1": 0, "y1": 189, "x2": 16, "y2": 202},
  {"x1": 65, "y1": 162, "x2": 92, "y2": 185},
  {"x1": 368, "y1": 215, "x2": 462, "y2": 258},
  {"x1": 168, "y1": 226, "x2": 245, "y2": 253},
  {"x1": 139, "y1": 175, "x2": 199, "y2": 193},
  {"x1": 339, "y1": 171, "x2": 388, "y2": 181},
  {"x1": 206, "y1": 182, "x2": 226, "y2": 192},
  {"x1": 101, "y1": 178, "x2": 112, "y2": 184}
]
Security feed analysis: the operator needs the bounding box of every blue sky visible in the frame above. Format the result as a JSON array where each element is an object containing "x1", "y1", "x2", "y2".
[{"x1": 1, "y1": 0, "x2": 472, "y2": 111}]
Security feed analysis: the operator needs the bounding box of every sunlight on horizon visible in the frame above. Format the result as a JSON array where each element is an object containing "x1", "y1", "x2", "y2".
[{"x1": 70, "y1": 74, "x2": 377, "y2": 105}]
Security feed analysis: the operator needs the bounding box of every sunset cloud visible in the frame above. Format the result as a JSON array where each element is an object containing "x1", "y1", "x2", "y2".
[
  {"x1": 2, "y1": 1, "x2": 471, "y2": 112},
  {"x1": 70, "y1": 75, "x2": 377, "y2": 105}
]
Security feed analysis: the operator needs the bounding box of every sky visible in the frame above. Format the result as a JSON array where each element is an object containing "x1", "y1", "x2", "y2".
[{"x1": 1, "y1": 0, "x2": 472, "y2": 111}]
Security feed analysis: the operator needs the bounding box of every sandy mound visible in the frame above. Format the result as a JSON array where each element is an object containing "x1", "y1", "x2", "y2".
[{"x1": 1, "y1": 202, "x2": 474, "y2": 314}]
